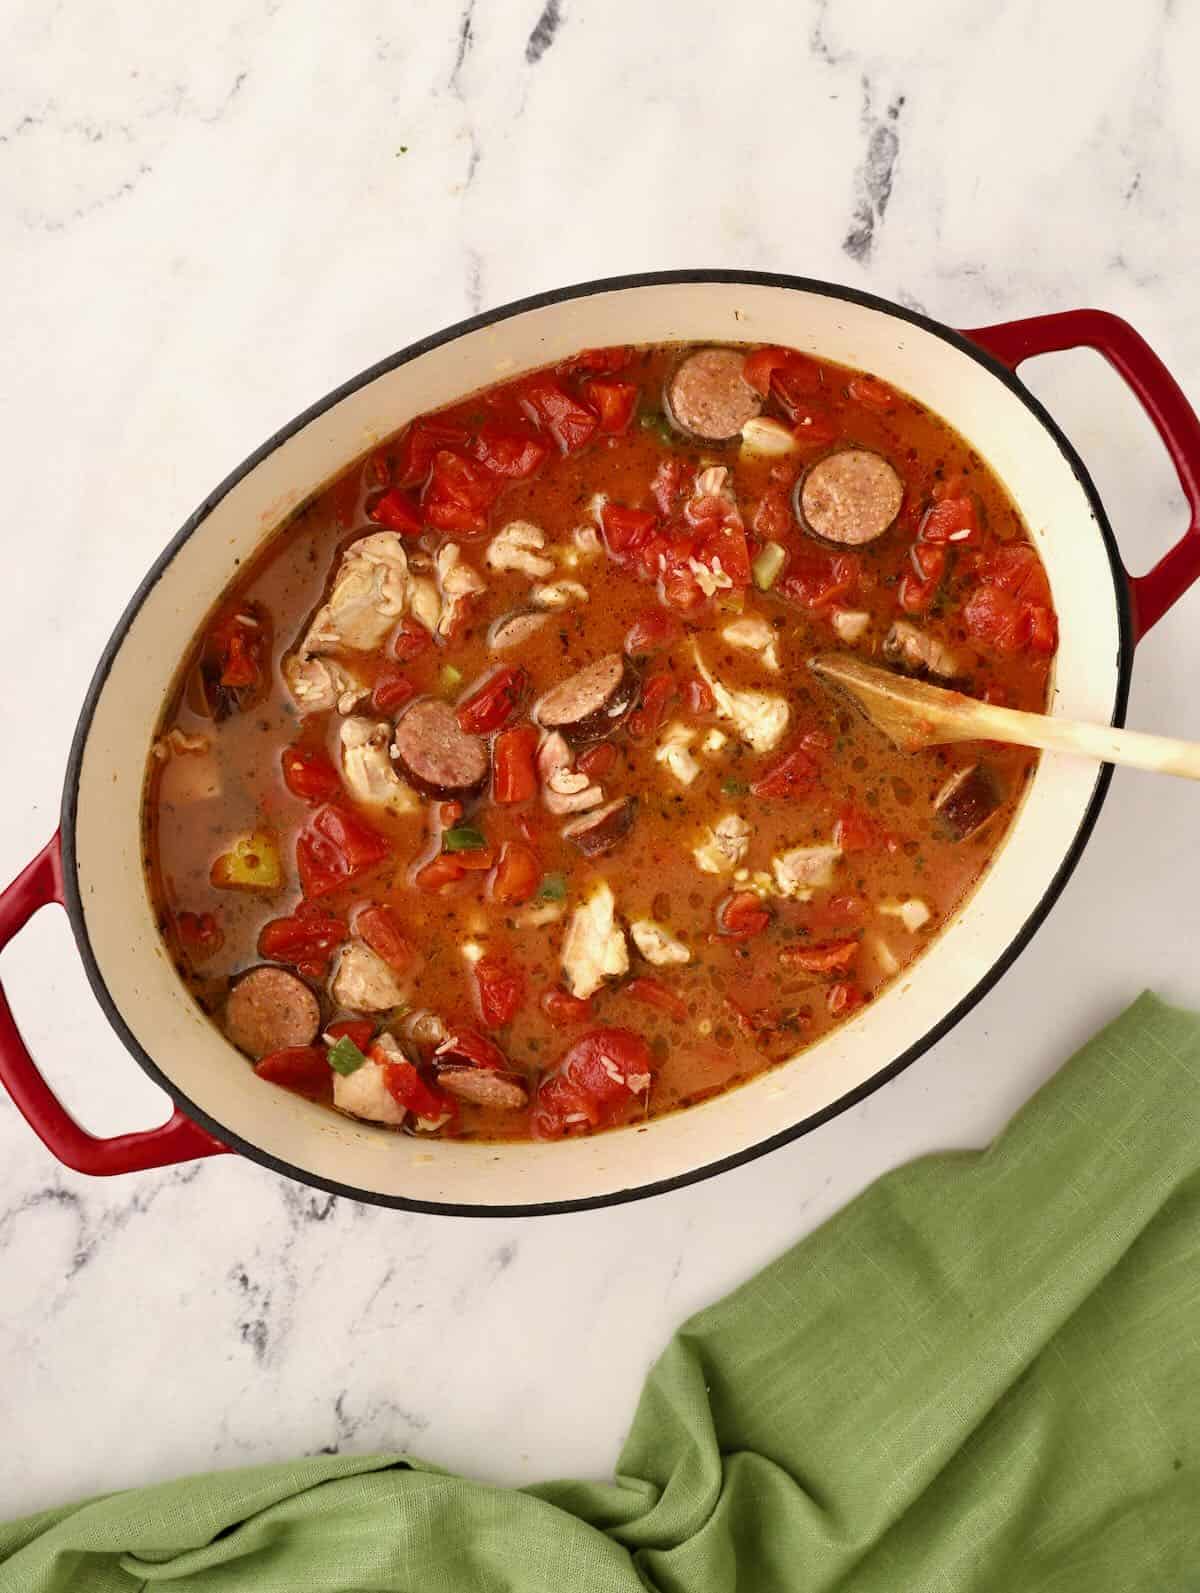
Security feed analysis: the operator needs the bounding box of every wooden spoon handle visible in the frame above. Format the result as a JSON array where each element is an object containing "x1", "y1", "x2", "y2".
[{"x1": 939, "y1": 699, "x2": 1200, "y2": 780}]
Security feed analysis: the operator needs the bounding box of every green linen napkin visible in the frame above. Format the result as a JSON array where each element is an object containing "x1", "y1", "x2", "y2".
[{"x1": 3, "y1": 991, "x2": 1198, "y2": 1591}]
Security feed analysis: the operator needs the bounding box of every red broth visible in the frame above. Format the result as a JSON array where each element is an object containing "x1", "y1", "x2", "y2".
[{"x1": 144, "y1": 343, "x2": 1057, "y2": 1142}]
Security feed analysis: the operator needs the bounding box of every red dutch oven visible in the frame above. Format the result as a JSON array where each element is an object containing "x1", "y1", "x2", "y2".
[{"x1": 1, "y1": 275, "x2": 1198, "y2": 1214}]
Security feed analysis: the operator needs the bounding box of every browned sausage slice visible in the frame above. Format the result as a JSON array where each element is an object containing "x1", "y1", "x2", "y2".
[
  {"x1": 666, "y1": 348, "x2": 762, "y2": 442},
  {"x1": 934, "y1": 764, "x2": 1002, "y2": 840},
  {"x1": 796, "y1": 449, "x2": 903, "y2": 546},
  {"x1": 489, "y1": 610, "x2": 551, "y2": 651},
  {"x1": 534, "y1": 654, "x2": 640, "y2": 742},
  {"x1": 225, "y1": 966, "x2": 320, "y2": 1059},
  {"x1": 561, "y1": 795, "x2": 637, "y2": 857},
  {"x1": 437, "y1": 1068, "x2": 529, "y2": 1110},
  {"x1": 391, "y1": 698, "x2": 488, "y2": 798}
]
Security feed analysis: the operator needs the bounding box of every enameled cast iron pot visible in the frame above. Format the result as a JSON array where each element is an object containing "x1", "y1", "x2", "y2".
[{"x1": 3, "y1": 273, "x2": 1199, "y2": 1214}]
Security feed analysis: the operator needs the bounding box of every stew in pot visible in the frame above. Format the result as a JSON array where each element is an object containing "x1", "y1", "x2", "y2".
[{"x1": 144, "y1": 342, "x2": 1058, "y2": 1142}]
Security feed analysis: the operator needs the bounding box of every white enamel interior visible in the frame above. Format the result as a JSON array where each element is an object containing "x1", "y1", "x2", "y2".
[{"x1": 69, "y1": 280, "x2": 1122, "y2": 1209}]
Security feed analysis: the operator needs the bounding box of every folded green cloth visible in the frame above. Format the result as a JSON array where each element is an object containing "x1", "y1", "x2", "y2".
[{"x1": 4, "y1": 991, "x2": 1199, "y2": 1591}]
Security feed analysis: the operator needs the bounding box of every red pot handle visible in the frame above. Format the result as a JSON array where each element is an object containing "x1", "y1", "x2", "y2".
[
  {"x1": 963, "y1": 309, "x2": 1200, "y2": 641},
  {"x1": 0, "y1": 832, "x2": 229, "y2": 1175}
]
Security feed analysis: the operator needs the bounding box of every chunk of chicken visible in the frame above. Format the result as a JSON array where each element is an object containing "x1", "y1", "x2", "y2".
[
  {"x1": 655, "y1": 723, "x2": 701, "y2": 786},
  {"x1": 408, "y1": 575, "x2": 442, "y2": 637},
  {"x1": 688, "y1": 558, "x2": 734, "y2": 598},
  {"x1": 772, "y1": 844, "x2": 842, "y2": 900},
  {"x1": 283, "y1": 654, "x2": 369, "y2": 716},
  {"x1": 331, "y1": 941, "x2": 409, "y2": 1013},
  {"x1": 303, "y1": 533, "x2": 410, "y2": 655},
  {"x1": 332, "y1": 1053, "x2": 407, "y2": 1126},
  {"x1": 338, "y1": 718, "x2": 420, "y2": 817},
  {"x1": 692, "y1": 647, "x2": 789, "y2": 753},
  {"x1": 152, "y1": 728, "x2": 210, "y2": 760},
  {"x1": 436, "y1": 543, "x2": 487, "y2": 638},
  {"x1": 530, "y1": 580, "x2": 589, "y2": 609},
  {"x1": 831, "y1": 608, "x2": 871, "y2": 645},
  {"x1": 537, "y1": 731, "x2": 603, "y2": 814},
  {"x1": 721, "y1": 613, "x2": 781, "y2": 671},
  {"x1": 630, "y1": 920, "x2": 691, "y2": 966},
  {"x1": 693, "y1": 812, "x2": 753, "y2": 874},
  {"x1": 884, "y1": 621, "x2": 960, "y2": 680},
  {"x1": 700, "y1": 729, "x2": 728, "y2": 755},
  {"x1": 560, "y1": 881, "x2": 629, "y2": 1000},
  {"x1": 573, "y1": 523, "x2": 603, "y2": 556},
  {"x1": 487, "y1": 520, "x2": 555, "y2": 579},
  {"x1": 153, "y1": 728, "x2": 222, "y2": 802}
]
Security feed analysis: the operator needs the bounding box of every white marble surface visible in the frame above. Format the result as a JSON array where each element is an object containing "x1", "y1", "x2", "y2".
[{"x1": 3, "y1": 0, "x2": 1200, "y2": 1520}]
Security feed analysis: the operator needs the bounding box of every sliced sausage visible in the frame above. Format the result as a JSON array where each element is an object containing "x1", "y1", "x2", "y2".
[
  {"x1": 225, "y1": 966, "x2": 320, "y2": 1059},
  {"x1": 437, "y1": 1068, "x2": 529, "y2": 1110},
  {"x1": 666, "y1": 347, "x2": 762, "y2": 442},
  {"x1": 796, "y1": 448, "x2": 903, "y2": 546},
  {"x1": 934, "y1": 764, "x2": 1003, "y2": 840},
  {"x1": 391, "y1": 698, "x2": 488, "y2": 798},
  {"x1": 534, "y1": 654, "x2": 640, "y2": 742},
  {"x1": 489, "y1": 610, "x2": 550, "y2": 651},
  {"x1": 883, "y1": 620, "x2": 960, "y2": 681},
  {"x1": 562, "y1": 795, "x2": 637, "y2": 857}
]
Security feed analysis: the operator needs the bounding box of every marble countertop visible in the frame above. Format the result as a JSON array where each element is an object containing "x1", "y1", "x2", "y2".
[{"x1": 3, "y1": 0, "x2": 1199, "y2": 1519}]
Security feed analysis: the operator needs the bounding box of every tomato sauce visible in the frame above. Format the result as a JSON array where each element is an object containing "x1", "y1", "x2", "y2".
[{"x1": 144, "y1": 343, "x2": 1057, "y2": 1143}]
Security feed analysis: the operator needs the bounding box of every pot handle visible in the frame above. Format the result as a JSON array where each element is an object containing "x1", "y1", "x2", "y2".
[
  {"x1": 0, "y1": 832, "x2": 229, "y2": 1175},
  {"x1": 963, "y1": 309, "x2": 1200, "y2": 641}
]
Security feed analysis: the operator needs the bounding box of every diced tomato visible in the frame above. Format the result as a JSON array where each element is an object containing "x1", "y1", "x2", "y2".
[
  {"x1": 518, "y1": 374, "x2": 599, "y2": 454},
  {"x1": 780, "y1": 937, "x2": 861, "y2": 975},
  {"x1": 582, "y1": 378, "x2": 639, "y2": 434},
  {"x1": 624, "y1": 976, "x2": 688, "y2": 1023},
  {"x1": 440, "y1": 801, "x2": 464, "y2": 826},
  {"x1": 414, "y1": 854, "x2": 467, "y2": 891},
  {"x1": 355, "y1": 904, "x2": 416, "y2": 973},
  {"x1": 692, "y1": 518, "x2": 751, "y2": 590},
  {"x1": 1025, "y1": 603, "x2": 1058, "y2": 653},
  {"x1": 750, "y1": 745, "x2": 820, "y2": 800},
  {"x1": 456, "y1": 667, "x2": 527, "y2": 735},
  {"x1": 789, "y1": 406, "x2": 840, "y2": 449},
  {"x1": 435, "y1": 1026, "x2": 509, "y2": 1071},
  {"x1": 382, "y1": 1056, "x2": 454, "y2": 1121},
  {"x1": 659, "y1": 547, "x2": 706, "y2": 611},
  {"x1": 751, "y1": 488, "x2": 795, "y2": 541},
  {"x1": 371, "y1": 665, "x2": 416, "y2": 714},
  {"x1": 390, "y1": 615, "x2": 432, "y2": 663},
  {"x1": 601, "y1": 502, "x2": 659, "y2": 559},
  {"x1": 258, "y1": 903, "x2": 348, "y2": 976},
  {"x1": 626, "y1": 671, "x2": 676, "y2": 739},
  {"x1": 647, "y1": 459, "x2": 688, "y2": 520},
  {"x1": 255, "y1": 1046, "x2": 331, "y2": 1102},
  {"x1": 470, "y1": 424, "x2": 549, "y2": 479},
  {"x1": 771, "y1": 356, "x2": 825, "y2": 417},
  {"x1": 422, "y1": 449, "x2": 502, "y2": 536},
  {"x1": 540, "y1": 988, "x2": 592, "y2": 1025},
  {"x1": 558, "y1": 345, "x2": 632, "y2": 377},
  {"x1": 367, "y1": 487, "x2": 423, "y2": 536},
  {"x1": 454, "y1": 845, "x2": 496, "y2": 872},
  {"x1": 394, "y1": 418, "x2": 471, "y2": 489},
  {"x1": 208, "y1": 608, "x2": 265, "y2": 690},
  {"x1": 833, "y1": 805, "x2": 879, "y2": 853},
  {"x1": 898, "y1": 541, "x2": 948, "y2": 614},
  {"x1": 717, "y1": 892, "x2": 772, "y2": 939},
  {"x1": 491, "y1": 841, "x2": 540, "y2": 906},
  {"x1": 826, "y1": 981, "x2": 864, "y2": 1017},
  {"x1": 624, "y1": 607, "x2": 681, "y2": 657},
  {"x1": 324, "y1": 1018, "x2": 375, "y2": 1051},
  {"x1": 963, "y1": 547, "x2": 1058, "y2": 656},
  {"x1": 847, "y1": 373, "x2": 897, "y2": 412},
  {"x1": 493, "y1": 726, "x2": 539, "y2": 804},
  {"x1": 175, "y1": 910, "x2": 223, "y2": 960},
  {"x1": 281, "y1": 744, "x2": 341, "y2": 804},
  {"x1": 919, "y1": 494, "x2": 980, "y2": 545},
  {"x1": 474, "y1": 955, "x2": 525, "y2": 1027},
  {"x1": 684, "y1": 675, "x2": 716, "y2": 714},
  {"x1": 778, "y1": 550, "x2": 860, "y2": 611},
  {"x1": 577, "y1": 741, "x2": 617, "y2": 779},
  {"x1": 297, "y1": 805, "x2": 390, "y2": 898},
  {"x1": 532, "y1": 1026, "x2": 653, "y2": 1138},
  {"x1": 743, "y1": 346, "x2": 795, "y2": 397}
]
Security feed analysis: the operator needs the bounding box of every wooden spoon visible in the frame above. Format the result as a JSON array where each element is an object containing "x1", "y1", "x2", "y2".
[{"x1": 809, "y1": 653, "x2": 1200, "y2": 780}]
